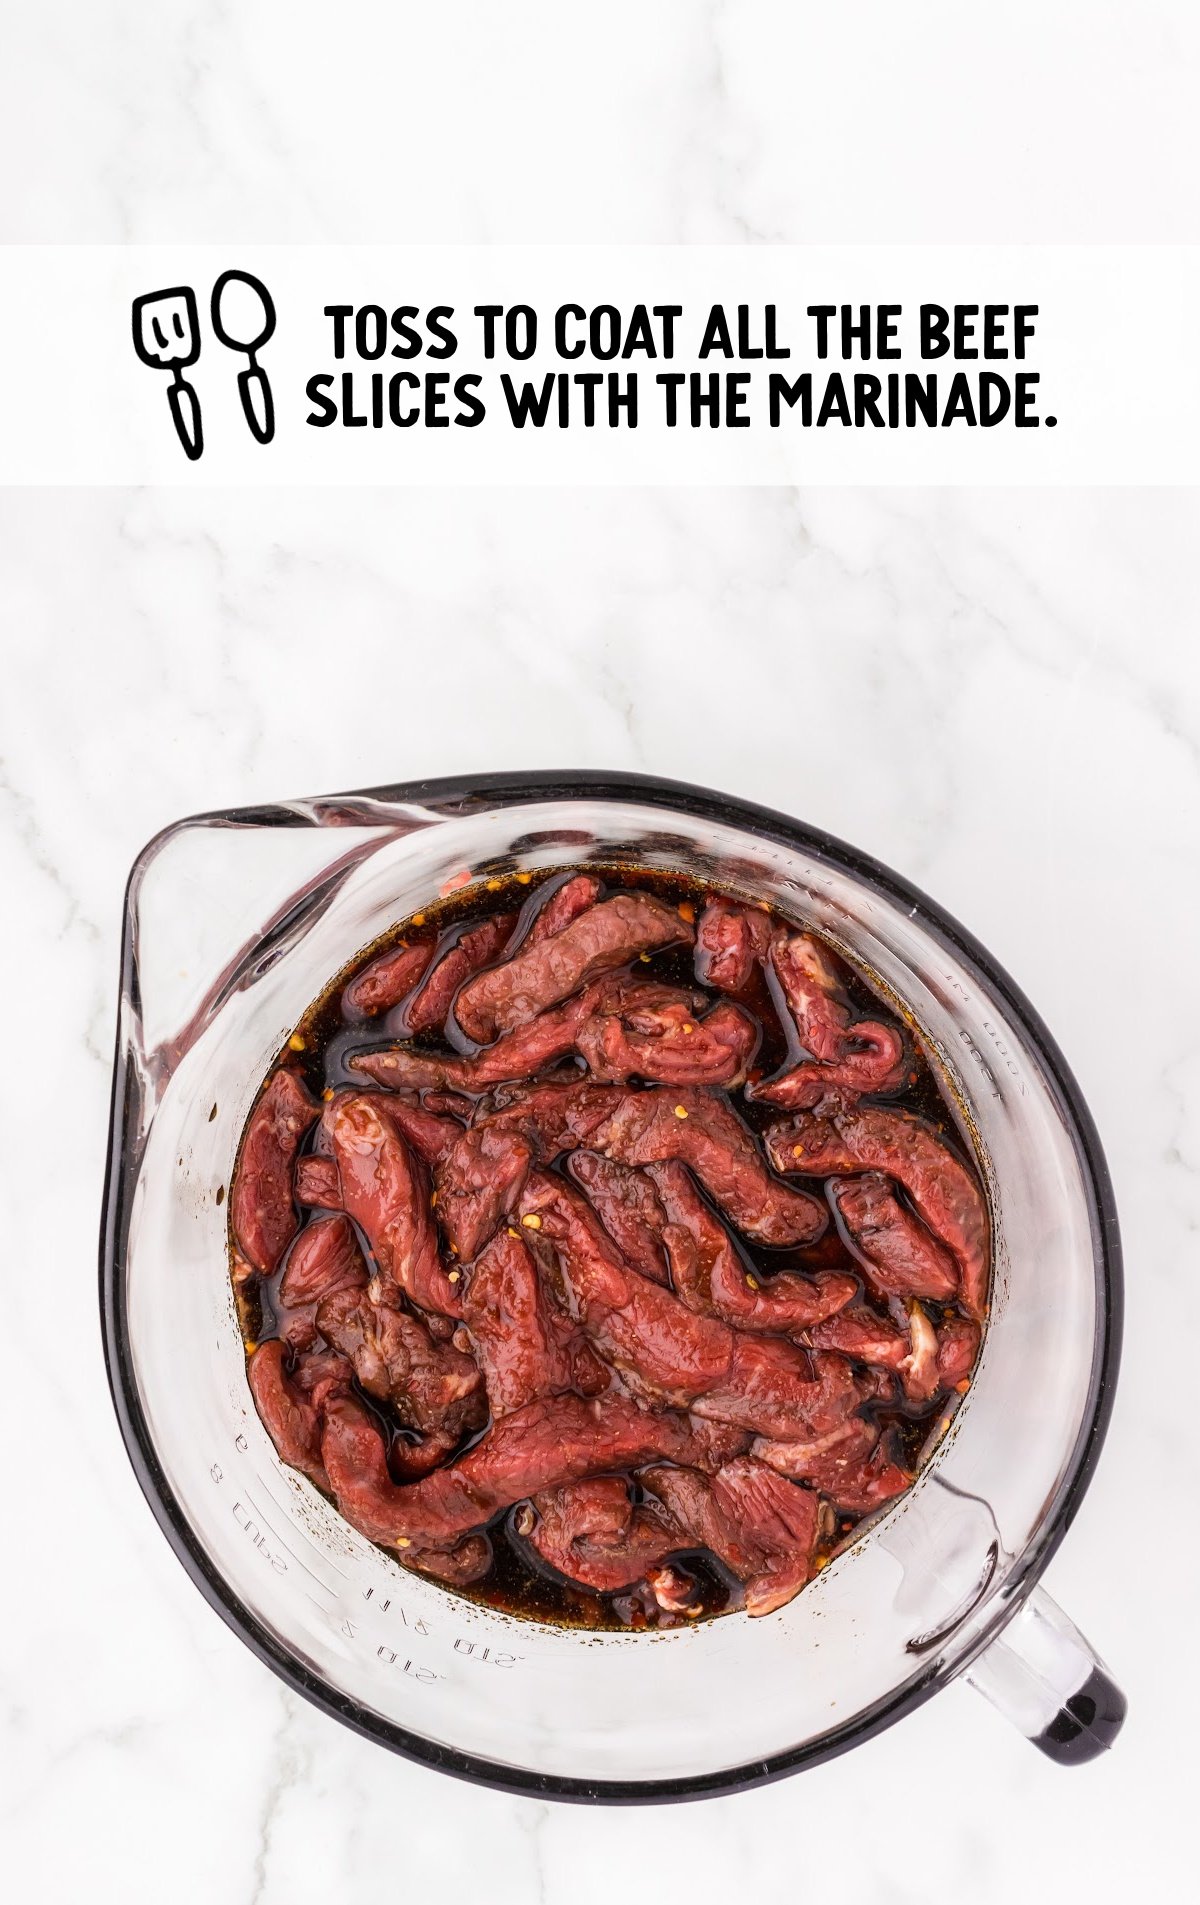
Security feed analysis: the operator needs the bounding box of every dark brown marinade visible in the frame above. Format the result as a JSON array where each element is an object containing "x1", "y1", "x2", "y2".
[{"x1": 232, "y1": 864, "x2": 984, "y2": 1630}]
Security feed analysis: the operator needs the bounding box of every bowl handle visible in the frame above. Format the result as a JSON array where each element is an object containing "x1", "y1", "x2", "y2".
[{"x1": 964, "y1": 1584, "x2": 1126, "y2": 1764}]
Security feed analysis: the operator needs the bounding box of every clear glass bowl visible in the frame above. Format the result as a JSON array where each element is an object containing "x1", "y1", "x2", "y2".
[{"x1": 100, "y1": 771, "x2": 1125, "y2": 1800}]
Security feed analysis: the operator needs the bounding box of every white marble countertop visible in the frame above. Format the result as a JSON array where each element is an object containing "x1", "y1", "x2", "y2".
[
  {"x1": 5, "y1": 2, "x2": 1200, "y2": 246},
  {"x1": 2, "y1": 5, "x2": 1199, "y2": 1902}
]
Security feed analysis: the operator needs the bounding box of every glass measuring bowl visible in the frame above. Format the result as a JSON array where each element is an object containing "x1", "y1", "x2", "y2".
[{"x1": 100, "y1": 771, "x2": 1124, "y2": 1800}]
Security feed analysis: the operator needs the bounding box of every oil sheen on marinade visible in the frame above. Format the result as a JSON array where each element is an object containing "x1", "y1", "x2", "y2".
[{"x1": 231, "y1": 866, "x2": 986, "y2": 1631}]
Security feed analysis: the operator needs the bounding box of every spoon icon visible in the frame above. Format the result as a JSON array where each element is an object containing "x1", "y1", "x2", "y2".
[{"x1": 211, "y1": 269, "x2": 277, "y2": 444}]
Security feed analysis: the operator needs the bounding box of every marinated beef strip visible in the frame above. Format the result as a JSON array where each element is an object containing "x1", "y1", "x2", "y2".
[
  {"x1": 351, "y1": 977, "x2": 756, "y2": 1092},
  {"x1": 352, "y1": 991, "x2": 593, "y2": 1092},
  {"x1": 274, "y1": 1297, "x2": 322, "y2": 1358},
  {"x1": 326, "y1": 1090, "x2": 464, "y2": 1318},
  {"x1": 423, "y1": 1090, "x2": 475, "y2": 1120},
  {"x1": 575, "y1": 982, "x2": 757, "y2": 1087},
  {"x1": 829, "y1": 1171, "x2": 959, "y2": 1303},
  {"x1": 519, "y1": 1170, "x2": 729, "y2": 1405},
  {"x1": 803, "y1": 1302, "x2": 941, "y2": 1404},
  {"x1": 673, "y1": 1416, "x2": 755, "y2": 1471},
  {"x1": 317, "y1": 1085, "x2": 464, "y2": 1170},
  {"x1": 248, "y1": 1339, "x2": 333, "y2": 1487},
  {"x1": 320, "y1": 1388, "x2": 732, "y2": 1551},
  {"x1": 232, "y1": 1069, "x2": 319, "y2": 1275},
  {"x1": 405, "y1": 913, "x2": 519, "y2": 1036},
  {"x1": 295, "y1": 1153, "x2": 342, "y2": 1210},
  {"x1": 524, "y1": 872, "x2": 603, "y2": 943},
  {"x1": 373, "y1": 1093, "x2": 466, "y2": 1166},
  {"x1": 291, "y1": 1347, "x2": 356, "y2": 1411},
  {"x1": 524, "y1": 1477, "x2": 685, "y2": 1593},
  {"x1": 274, "y1": 1212, "x2": 368, "y2": 1353},
  {"x1": 278, "y1": 1213, "x2": 367, "y2": 1309},
  {"x1": 567, "y1": 1152, "x2": 670, "y2": 1286},
  {"x1": 434, "y1": 1125, "x2": 535, "y2": 1260},
  {"x1": 461, "y1": 1227, "x2": 596, "y2": 1415},
  {"x1": 766, "y1": 1106, "x2": 990, "y2": 1320},
  {"x1": 750, "y1": 1420, "x2": 912, "y2": 1516},
  {"x1": 519, "y1": 1171, "x2": 860, "y2": 1440},
  {"x1": 454, "y1": 891, "x2": 691, "y2": 1043},
  {"x1": 409, "y1": 1534, "x2": 495, "y2": 1587},
  {"x1": 701, "y1": 1340, "x2": 865, "y2": 1442},
  {"x1": 936, "y1": 1313, "x2": 982, "y2": 1388},
  {"x1": 342, "y1": 939, "x2": 435, "y2": 1020},
  {"x1": 315, "y1": 1285, "x2": 485, "y2": 1436},
  {"x1": 588, "y1": 1086, "x2": 827, "y2": 1246},
  {"x1": 643, "y1": 1457, "x2": 820, "y2": 1616},
  {"x1": 479, "y1": 1078, "x2": 626, "y2": 1159},
  {"x1": 750, "y1": 1415, "x2": 876, "y2": 1483},
  {"x1": 750, "y1": 930, "x2": 907, "y2": 1110},
  {"x1": 645, "y1": 1159, "x2": 857, "y2": 1331},
  {"x1": 694, "y1": 897, "x2": 773, "y2": 992}
]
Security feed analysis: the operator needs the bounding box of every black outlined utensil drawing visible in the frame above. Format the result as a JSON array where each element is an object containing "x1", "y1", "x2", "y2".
[
  {"x1": 131, "y1": 286, "x2": 204, "y2": 461},
  {"x1": 211, "y1": 270, "x2": 277, "y2": 444}
]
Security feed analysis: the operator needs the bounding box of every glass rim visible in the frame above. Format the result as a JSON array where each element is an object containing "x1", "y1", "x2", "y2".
[{"x1": 99, "y1": 767, "x2": 1123, "y2": 1804}]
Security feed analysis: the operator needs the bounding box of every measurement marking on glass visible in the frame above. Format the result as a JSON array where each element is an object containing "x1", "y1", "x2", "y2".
[
  {"x1": 232, "y1": 1434, "x2": 353, "y2": 1583},
  {"x1": 255, "y1": 1470, "x2": 351, "y2": 1579},
  {"x1": 241, "y1": 1489, "x2": 338, "y2": 1595}
]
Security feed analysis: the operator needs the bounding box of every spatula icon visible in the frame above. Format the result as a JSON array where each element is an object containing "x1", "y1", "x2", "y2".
[
  {"x1": 211, "y1": 269, "x2": 276, "y2": 444},
  {"x1": 131, "y1": 286, "x2": 204, "y2": 460}
]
